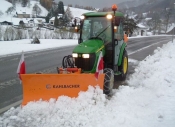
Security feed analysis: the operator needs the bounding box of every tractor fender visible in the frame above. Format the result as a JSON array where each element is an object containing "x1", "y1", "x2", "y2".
[{"x1": 117, "y1": 43, "x2": 127, "y2": 66}]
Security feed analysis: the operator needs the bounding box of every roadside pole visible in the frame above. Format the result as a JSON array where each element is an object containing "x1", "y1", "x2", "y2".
[{"x1": 173, "y1": 3, "x2": 175, "y2": 43}]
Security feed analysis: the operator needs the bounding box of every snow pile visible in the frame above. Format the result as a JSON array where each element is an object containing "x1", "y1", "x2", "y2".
[{"x1": 0, "y1": 41, "x2": 175, "y2": 127}]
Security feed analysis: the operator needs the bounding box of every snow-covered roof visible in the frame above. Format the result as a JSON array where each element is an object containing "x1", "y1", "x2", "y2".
[
  {"x1": 137, "y1": 23, "x2": 147, "y2": 29},
  {"x1": 50, "y1": 16, "x2": 62, "y2": 21},
  {"x1": 145, "y1": 18, "x2": 152, "y2": 21},
  {"x1": 142, "y1": 12, "x2": 147, "y2": 17},
  {"x1": 166, "y1": 23, "x2": 175, "y2": 33}
]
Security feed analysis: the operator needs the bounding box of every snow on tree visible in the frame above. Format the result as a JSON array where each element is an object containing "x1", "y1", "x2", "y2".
[
  {"x1": 57, "y1": 1, "x2": 64, "y2": 14},
  {"x1": 54, "y1": 16, "x2": 58, "y2": 27},
  {"x1": 32, "y1": 3, "x2": 42, "y2": 17},
  {"x1": 21, "y1": 0, "x2": 28, "y2": 7},
  {"x1": 27, "y1": 0, "x2": 31, "y2": 8},
  {"x1": 6, "y1": 6, "x2": 15, "y2": 14},
  {"x1": 0, "y1": 11, "x2": 3, "y2": 16},
  {"x1": 64, "y1": 6, "x2": 73, "y2": 23},
  {"x1": 0, "y1": 26, "x2": 3, "y2": 40}
]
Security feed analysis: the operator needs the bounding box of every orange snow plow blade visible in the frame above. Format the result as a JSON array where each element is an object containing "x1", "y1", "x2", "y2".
[{"x1": 21, "y1": 74, "x2": 104, "y2": 105}]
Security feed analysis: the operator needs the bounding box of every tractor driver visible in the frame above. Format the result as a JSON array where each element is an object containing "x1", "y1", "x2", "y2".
[
  {"x1": 100, "y1": 20, "x2": 112, "y2": 45},
  {"x1": 100, "y1": 20, "x2": 113, "y2": 68}
]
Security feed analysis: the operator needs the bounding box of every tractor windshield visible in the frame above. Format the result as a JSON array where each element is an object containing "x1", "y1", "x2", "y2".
[{"x1": 81, "y1": 17, "x2": 112, "y2": 42}]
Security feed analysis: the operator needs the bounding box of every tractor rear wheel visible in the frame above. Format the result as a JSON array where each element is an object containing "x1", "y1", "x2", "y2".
[
  {"x1": 118, "y1": 49, "x2": 128, "y2": 81},
  {"x1": 103, "y1": 68, "x2": 114, "y2": 96}
]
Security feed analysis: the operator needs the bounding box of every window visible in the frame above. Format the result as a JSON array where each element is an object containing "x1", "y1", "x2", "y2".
[
  {"x1": 115, "y1": 22, "x2": 124, "y2": 41},
  {"x1": 81, "y1": 17, "x2": 111, "y2": 42}
]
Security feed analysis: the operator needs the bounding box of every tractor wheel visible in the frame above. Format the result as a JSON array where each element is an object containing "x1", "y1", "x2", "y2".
[
  {"x1": 103, "y1": 68, "x2": 114, "y2": 96},
  {"x1": 118, "y1": 50, "x2": 128, "y2": 81}
]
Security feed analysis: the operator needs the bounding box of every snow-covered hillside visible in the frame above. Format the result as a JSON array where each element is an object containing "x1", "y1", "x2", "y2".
[
  {"x1": 0, "y1": 0, "x2": 93, "y2": 26},
  {"x1": 0, "y1": 0, "x2": 48, "y2": 25},
  {"x1": 64, "y1": 6, "x2": 93, "y2": 18},
  {"x1": 15, "y1": 1, "x2": 48, "y2": 17},
  {"x1": 0, "y1": 0, "x2": 13, "y2": 14},
  {"x1": 0, "y1": 0, "x2": 48, "y2": 17}
]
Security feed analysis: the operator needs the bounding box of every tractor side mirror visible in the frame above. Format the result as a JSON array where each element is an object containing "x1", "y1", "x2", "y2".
[{"x1": 78, "y1": 38, "x2": 83, "y2": 44}]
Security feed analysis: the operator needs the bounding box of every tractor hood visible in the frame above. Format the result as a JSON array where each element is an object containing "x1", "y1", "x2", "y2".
[{"x1": 73, "y1": 39, "x2": 104, "y2": 54}]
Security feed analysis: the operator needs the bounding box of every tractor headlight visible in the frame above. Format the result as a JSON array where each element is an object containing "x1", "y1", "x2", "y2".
[
  {"x1": 80, "y1": 15, "x2": 85, "y2": 20},
  {"x1": 106, "y1": 14, "x2": 112, "y2": 19},
  {"x1": 82, "y1": 54, "x2": 90, "y2": 58},
  {"x1": 72, "y1": 53, "x2": 78, "y2": 58}
]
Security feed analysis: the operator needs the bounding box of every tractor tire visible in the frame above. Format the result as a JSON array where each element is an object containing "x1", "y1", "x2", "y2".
[
  {"x1": 118, "y1": 49, "x2": 128, "y2": 81},
  {"x1": 103, "y1": 68, "x2": 114, "y2": 96}
]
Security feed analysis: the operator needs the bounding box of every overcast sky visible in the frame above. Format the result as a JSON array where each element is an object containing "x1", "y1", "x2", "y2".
[{"x1": 55, "y1": 0, "x2": 131, "y2": 8}]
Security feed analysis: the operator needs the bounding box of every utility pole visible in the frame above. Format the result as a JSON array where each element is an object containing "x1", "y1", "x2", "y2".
[{"x1": 173, "y1": 3, "x2": 175, "y2": 43}]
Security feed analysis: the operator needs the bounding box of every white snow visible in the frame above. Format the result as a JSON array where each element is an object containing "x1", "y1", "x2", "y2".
[
  {"x1": 137, "y1": 23, "x2": 147, "y2": 29},
  {"x1": 0, "y1": 39, "x2": 78, "y2": 57},
  {"x1": 166, "y1": 23, "x2": 175, "y2": 33},
  {"x1": 0, "y1": 38, "x2": 175, "y2": 127},
  {"x1": 64, "y1": 6, "x2": 94, "y2": 18},
  {"x1": 0, "y1": 0, "x2": 13, "y2": 14}
]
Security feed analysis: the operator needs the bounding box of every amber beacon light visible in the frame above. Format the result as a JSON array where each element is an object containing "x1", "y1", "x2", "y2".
[{"x1": 112, "y1": 4, "x2": 117, "y2": 11}]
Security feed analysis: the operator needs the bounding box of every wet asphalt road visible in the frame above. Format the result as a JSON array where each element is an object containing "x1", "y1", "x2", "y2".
[{"x1": 0, "y1": 36, "x2": 172, "y2": 114}]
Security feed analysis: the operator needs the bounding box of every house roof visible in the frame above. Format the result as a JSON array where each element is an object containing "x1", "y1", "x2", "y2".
[
  {"x1": 50, "y1": 16, "x2": 62, "y2": 20},
  {"x1": 137, "y1": 23, "x2": 147, "y2": 29}
]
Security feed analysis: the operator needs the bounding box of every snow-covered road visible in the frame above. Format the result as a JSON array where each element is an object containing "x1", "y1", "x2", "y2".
[{"x1": 0, "y1": 38, "x2": 175, "y2": 127}]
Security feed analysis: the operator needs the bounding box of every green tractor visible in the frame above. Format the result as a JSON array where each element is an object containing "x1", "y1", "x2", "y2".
[
  {"x1": 20, "y1": 5, "x2": 129, "y2": 105},
  {"x1": 70, "y1": 5, "x2": 129, "y2": 95}
]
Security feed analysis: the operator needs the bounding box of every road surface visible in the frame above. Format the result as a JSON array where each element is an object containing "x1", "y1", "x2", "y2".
[{"x1": 0, "y1": 36, "x2": 172, "y2": 114}]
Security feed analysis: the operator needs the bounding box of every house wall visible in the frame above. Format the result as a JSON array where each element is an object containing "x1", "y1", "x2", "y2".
[
  {"x1": 133, "y1": 28, "x2": 147, "y2": 36},
  {"x1": 49, "y1": 20, "x2": 54, "y2": 25},
  {"x1": 17, "y1": 14, "x2": 30, "y2": 18}
]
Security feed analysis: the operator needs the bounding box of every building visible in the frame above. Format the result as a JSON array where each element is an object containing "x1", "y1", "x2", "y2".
[
  {"x1": 0, "y1": 21, "x2": 13, "y2": 25},
  {"x1": 16, "y1": 12, "x2": 31, "y2": 18},
  {"x1": 133, "y1": 23, "x2": 148, "y2": 36}
]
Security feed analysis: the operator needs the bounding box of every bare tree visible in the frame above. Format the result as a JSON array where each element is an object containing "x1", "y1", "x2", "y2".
[
  {"x1": 163, "y1": 8, "x2": 172, "y2": 33},
  {"x1": 32, "y1": 4, "x2": 42, "y2": 17},
  {"x1": 27, "y1": 0, "x2": 31, "y2": 8},
  {"x1": 0, "y1": 11, "x2": 3, "y2": 16},
  {"x1": 17, "y1": 29, "x2": 23, "y2": 40},
  {"x1": 147, "y1": 12, "x2": 161, "y2": 35},
  {"x1": 6, "y1": 6, "x2": 15, "y2": 14},
  {"x1": 0, "y1": 26, "x2": 3, "y2": 40},
  {"x1": 64, "y1": 6, "x2": 73, "y2": 24}
]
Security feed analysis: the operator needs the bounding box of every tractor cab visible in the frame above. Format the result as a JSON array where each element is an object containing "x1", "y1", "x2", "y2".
[
  {"x1": 73, "y1": 6, "x2": 128, "y2": 76},
  {"x1": 80, "y1": 16, "x2": 112, "y2": 43}
]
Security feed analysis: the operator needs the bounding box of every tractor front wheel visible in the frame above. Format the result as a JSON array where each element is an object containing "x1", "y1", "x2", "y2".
[
  {"x1": 118, "y1": 50, "x2": 128, "y2": 81},
  {"x1": 103, "y1": 68, "x2": 114, "y2": 96}
]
